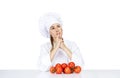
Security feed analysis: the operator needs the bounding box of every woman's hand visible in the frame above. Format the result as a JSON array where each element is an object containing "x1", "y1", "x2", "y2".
[
  {"x1": 59, "y1": 38, "x2": 72, "y2": 59},
  {"x1": 59, "y1": 38, "x2": 66, "y2": 49},
  {"x1": 50, "y1": 33, "x2": 72, "y2": 61},
  {"x1": 54, "y1": 35, "x2": 63, "y2": 49},
  {"x1": 50, "y1": 35, "x2": 63, "y2": 61}
]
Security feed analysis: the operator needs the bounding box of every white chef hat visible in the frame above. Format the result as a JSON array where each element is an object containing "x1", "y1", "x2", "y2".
[{"x1": 39, "y1": 12, "x2": 63, "y2": 38}]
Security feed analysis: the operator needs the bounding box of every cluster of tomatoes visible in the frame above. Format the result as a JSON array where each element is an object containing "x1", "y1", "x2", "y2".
[{"x1": 50, "y1": 62, "x2": 81, "y2": 74}]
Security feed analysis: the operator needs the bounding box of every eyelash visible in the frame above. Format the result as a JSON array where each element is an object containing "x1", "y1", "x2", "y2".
[
  {"x1": 57, "y1": 25, "x2": 60, "y2": 27},
  {"x1": 52, "y1": 28, "x2": 54, "y2": 29}
]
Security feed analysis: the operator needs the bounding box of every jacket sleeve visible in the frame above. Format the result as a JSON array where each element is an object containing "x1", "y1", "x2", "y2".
[
  {"x1": 37, "y1": 44, "x2": 52, "y2": 72},
  {"x1": 70, "y1": 42, "x2": 84, "y2": 67}
]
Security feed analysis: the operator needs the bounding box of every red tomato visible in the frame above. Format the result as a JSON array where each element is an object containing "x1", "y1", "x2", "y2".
[
  {"x1": 61, "y1": 63, "x2": 67, "y2": 69},
  {"x1": 56, "y1": 67, "x2": 63, "y2": 74},
  {"x1": 68, "y1": 62, "x2": 75, "y2": 69},
  {"x1": 64, "y1": 66, "x2": 71, "y2": 74},
  {"x1": 74, "y1": 66, "x2": 81, "y2": 73},
  {"x1": 71, "y1": 68, "x2": 74, "y2": 73},
  {"x1": 55, "y1": 63, "x2": 62, "y2": 69},
  {"x1": 50, "y1": 66, "x2": 56, "y2": 73}
]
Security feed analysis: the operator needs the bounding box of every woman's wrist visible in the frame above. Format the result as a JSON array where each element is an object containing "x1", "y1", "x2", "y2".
[
  {"x1": 50, "y1": 46, "x2": 59, "y2": 61},
  {"x1": 62, "y1": 46, "x2": 72, "y2": 59}
]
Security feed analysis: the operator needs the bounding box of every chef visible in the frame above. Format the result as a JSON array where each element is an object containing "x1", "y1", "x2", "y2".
[{"x1": 38, "y1": 13, "x2": 84, "y2": 71}]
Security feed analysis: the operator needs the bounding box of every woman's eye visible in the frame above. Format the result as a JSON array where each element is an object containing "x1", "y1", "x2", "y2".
[
  {"x1": 57, "y1": 25, "x2": 60, "y2": 28},
  {"x1": 51, "y1": 27, "x2": 54, "y2": 30}
]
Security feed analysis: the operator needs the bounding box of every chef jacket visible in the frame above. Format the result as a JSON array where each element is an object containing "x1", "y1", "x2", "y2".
[{"x1": 38, "y1": 40, "x2": 84, "y2": 71}]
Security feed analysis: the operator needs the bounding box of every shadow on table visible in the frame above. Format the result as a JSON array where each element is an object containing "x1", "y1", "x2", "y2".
[{"x1": 36, "y1": 72, "x2": 82, "y2": 78}]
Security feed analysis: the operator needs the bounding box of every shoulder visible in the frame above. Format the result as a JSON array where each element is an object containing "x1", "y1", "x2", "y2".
[
  {"x1": 64, "y1": 40, "x2": 80, "y2": 52},
  {"x1": 64, "y1": 40, "x2": 78, "y2": 48},
  {"x1": 40, "y1": 42, "x2": 51, "y2": 49},
  {"x1": 64, "y1": 40, "x2": 77, "y2": 45}
]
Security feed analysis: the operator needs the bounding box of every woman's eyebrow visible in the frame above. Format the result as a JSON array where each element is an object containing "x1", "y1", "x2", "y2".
[
  {"x1": 50, "y1": 26, "x2": 54, "y2": 28},
  {"x1": 57, "y1": 24, "x2": 60, "y2": 26}
]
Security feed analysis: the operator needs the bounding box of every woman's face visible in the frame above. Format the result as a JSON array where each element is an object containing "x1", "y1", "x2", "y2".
[{"x1": 49, "y1": 23, "x2": 63, "y2": 39}]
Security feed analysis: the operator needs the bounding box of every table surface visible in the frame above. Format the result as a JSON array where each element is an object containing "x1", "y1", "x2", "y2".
[{"x1": 0, "y1": 70, "x2": 120, "y2": 78}]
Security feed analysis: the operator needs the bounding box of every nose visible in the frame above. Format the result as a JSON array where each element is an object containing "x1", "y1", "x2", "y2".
[{"x1": 55, "y1": 28, "x2": 59, "y2": 32}]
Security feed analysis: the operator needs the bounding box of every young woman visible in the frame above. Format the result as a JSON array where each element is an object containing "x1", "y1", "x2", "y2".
[{"x1": 38, "y1": 13, "x2": 84, "y2": 71}]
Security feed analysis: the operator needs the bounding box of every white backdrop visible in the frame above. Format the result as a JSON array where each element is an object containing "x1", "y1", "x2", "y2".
[{"x1": 0, "y1": 0, "x2": 120, "y2": 70}]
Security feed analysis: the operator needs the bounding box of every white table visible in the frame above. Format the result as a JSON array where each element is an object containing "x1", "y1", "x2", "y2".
[{"x1": 0, "y1": 70, "x2": 120, "y2": 78}]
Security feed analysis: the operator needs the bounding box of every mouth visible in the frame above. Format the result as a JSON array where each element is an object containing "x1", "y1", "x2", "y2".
[{"x1": 56, "y1": 32, "x2": 60, "y2": 35}]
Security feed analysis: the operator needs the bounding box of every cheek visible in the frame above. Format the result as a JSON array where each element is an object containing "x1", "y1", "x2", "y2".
[
  {"x1": 50, "y1": 31, "x2": 56, "y2": 36},
  {"x1": 60, "y1": 28, "x2": 63, "y2": 32},
  {"x1": 60, "y1": 29, "x2": 63, "y2": 34}
]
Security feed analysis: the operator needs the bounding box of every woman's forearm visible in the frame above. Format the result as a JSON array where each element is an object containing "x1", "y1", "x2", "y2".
[
  {"x1": 62, "y1": 46, "x2": 72, "y2": 59},
  {"x1": 50, "y1": 47, "x2": 58, "y2": 62}
]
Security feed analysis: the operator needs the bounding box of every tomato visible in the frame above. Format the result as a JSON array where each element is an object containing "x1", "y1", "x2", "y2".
[
  {"x1": 61, "y1": 63, "x2": 67, "y2": 69},
  {"x1": 50, "y1": 66, "x2": 56, "y2": 73},
  {"x1": 64, "y1": 66, "x2": 71, "y2": 74},
  {"x1": 71, "y1": 68, "x2": 74, "y2": 73},
  {"x1": 56, "y1": 67, "x2": 63, "y2": 74},
  {"x1": 68, "y1": 62, "x2": 75, "y2": 69},
  {"x1": 50, "y1": 62, "x2": 81, "y2": 74},
  {"x1": 55, "y1": 63, "x2": 62, "y2": 69},
  {"x1": 74, "y1": 66, "x2": 81, "y2": 73}
]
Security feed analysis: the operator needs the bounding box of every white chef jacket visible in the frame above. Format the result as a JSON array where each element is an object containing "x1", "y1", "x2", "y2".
[{"x1": 37, "y1": 40, "x2": 84, "y2": 71}]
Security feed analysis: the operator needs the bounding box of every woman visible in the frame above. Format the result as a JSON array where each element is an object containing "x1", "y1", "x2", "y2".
[{"x1": 38, "y1": 13, "x2": 84, "y2": 71}]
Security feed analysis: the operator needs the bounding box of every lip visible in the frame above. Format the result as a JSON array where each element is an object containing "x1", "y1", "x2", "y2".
[{"x1": 56, "y1": 33, "x2": 60, "y2": 35}]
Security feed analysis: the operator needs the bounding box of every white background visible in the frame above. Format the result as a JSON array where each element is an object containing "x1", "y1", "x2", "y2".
[{"x1": 0, "y1": 0, "x2": 120, "y2": 70}]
